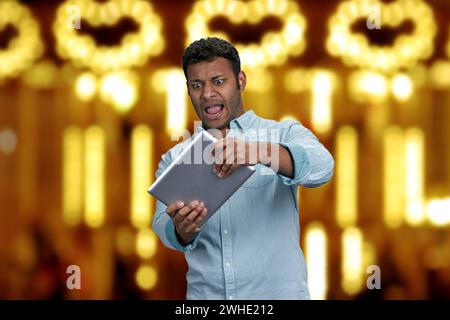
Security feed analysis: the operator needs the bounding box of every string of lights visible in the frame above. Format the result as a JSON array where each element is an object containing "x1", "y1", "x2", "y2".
[
  {"x1": 0, "y1": 1, "x2": 44, "y2": 80},
  {"x1": 53, "y1": 0, "x2": 164, "y2": 74},
  {"x1": 326, "y1": 0, "x2": 437, "y2": 72}
]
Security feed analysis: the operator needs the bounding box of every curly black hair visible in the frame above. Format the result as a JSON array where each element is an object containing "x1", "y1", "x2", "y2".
[{"x1": 182, "y1": 37, "x2": 241, "y2": 80}]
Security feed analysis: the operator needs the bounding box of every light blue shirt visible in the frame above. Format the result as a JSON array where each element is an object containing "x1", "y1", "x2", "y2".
[{"x1": 152, "y1": 110, "x2": 334, "y2": 300}]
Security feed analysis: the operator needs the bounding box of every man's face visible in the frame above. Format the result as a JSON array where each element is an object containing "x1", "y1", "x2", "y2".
[{"x1": 186, "y1": 57, "x2": 246, "y2": 132}]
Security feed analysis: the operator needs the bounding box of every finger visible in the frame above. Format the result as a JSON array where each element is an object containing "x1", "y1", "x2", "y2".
[
  {"x1": 219, "y1": 150, "x2": 237, "y2": 177},
  {"x1": 213, "y1": 139, "x2": 237, "y2": 176},
  {"x1": 213, "y1": 164, "x2": 220, "y2": 175},
  {"x1": 180, "y1": 202, "x2": 205, "y2": 231},
  {"x1": 176, "y1": 200, "x2": 201, "y2": 218},
  {"x1": 166, "y1": 201, "x2": 184, "y2": 217},
  {"x1": 218, "y1": 163, "x2": 232, "y2": 178},
  {"x1": 173, "y1": 200, "x2": 200, "y2": 226},
  {"x1": 188, "y1": 207, "x2": 208, "y2": 233},
  {"x1": 221, "y1": 163, "x2": 234, "y2": 177},
  {"x1": 191, "y1": 208, "x2": 208, "y2": 232},
  {"x1": 215, "y1": 145, "x2": 234, "y2": 175},
  {"x1": 225, "y1": 163, "x2": 241, "y2": 177},
  {"x1": 213, "y1": 138, "x2": 235, "y2": 164},
  {"x1": 215, "y1": 162, "x2": 228, "y2": 177},
  {"x1": 213, "y1": 139, "x2": 226, "y2": 151},
  {"x1": 172, "y1": 213, "x2": 185, "y2": 227},
  {"x1": 224, "y1": 143, "x2": 236, "y2": 164},
  {"x1": 212, "y1": 140, "x2": 226, "y2": 163}
]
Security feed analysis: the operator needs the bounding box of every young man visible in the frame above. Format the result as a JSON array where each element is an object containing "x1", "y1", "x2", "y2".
[{"x1": 152, "y1": 37, "x2": 334, "y2": 300}]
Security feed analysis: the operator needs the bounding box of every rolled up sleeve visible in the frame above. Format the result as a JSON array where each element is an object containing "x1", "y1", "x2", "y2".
[{"x1": 277, "y1": 121, "x2": 334, "y2": 188}]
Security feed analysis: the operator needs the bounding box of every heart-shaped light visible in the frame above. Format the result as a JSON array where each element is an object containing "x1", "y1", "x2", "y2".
[
  {"x1": 54, "y1": 0, "x2": 164, "y2": 73},
  {"x1": 326, "y1": 0, "x2": 436, "y2": 72},
  {"x1": 0, "y1": 1, "x2": 44, "y2": 80},
  {"x1": 185, "y1": 0, "x2": 307, "y2": 68}
]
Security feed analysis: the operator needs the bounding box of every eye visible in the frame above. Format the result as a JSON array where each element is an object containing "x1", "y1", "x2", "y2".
[
  {"x1": 191, "y1": 82, "x2": 202, "y2": 89},
  {"x1": 214, "y1": 79, "x2": 225, "y2": 86}
]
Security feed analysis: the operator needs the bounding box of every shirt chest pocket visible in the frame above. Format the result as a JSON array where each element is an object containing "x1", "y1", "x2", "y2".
[{"x1": 241, "y1": 164, "x2": 274, "y2": 189}]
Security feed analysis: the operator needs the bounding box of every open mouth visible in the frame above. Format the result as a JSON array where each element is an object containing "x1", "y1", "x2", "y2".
[{"x1": 204, "y1": 104, "x2": 224, "y2": 121}]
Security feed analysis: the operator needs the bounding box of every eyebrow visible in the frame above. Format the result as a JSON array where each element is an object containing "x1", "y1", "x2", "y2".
[{"x1": 189, "y1": 74, "x2": 226, "y2": 83}]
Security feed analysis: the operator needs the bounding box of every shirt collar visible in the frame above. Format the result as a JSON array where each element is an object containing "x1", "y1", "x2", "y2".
[{"x1": 196, "y1": 109, "x2": 256, "y2": 133}]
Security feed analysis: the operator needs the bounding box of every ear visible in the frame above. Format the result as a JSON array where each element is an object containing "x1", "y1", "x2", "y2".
[{"x1": 238, "y1": 71, "x2": 246, "y2": 92}]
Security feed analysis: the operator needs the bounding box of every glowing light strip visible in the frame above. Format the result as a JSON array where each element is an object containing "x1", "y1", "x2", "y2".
[
  {"x1": 405, "y1": 128, "x2": 425, "y2": 226},
  {"x1": 311, "y1": 71, "x2": 334, "y2": 135},
  {"x1": 383, "y1": 127, "x2": 405, "y2": 228},
  {"x1": 63, "y1": 127, "x2": 83, "y2": 226},
  {"x1": 166, "y1": 70, "x2": 187, "y2": 138},
  {"x1": 342, "y1": 227, "x2": 363, "y2": 295},
  {"x1": 84, "y1": 126, "x2": 105, "y2": 228},
  {"x1": 131, "y1": 125, "x2": 152, "y2": 228},
  {"x1": 305, "y1": 222, "x2": 327, "y2": 300},
  {"x1": 336, "y1": 127, "x2": 358, "y2": 228}
]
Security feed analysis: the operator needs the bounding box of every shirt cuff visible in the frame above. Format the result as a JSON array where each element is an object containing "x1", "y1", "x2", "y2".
[
  {"x1": 277, "y1": 142, "x2": 310, "y2": 186},
  {"x1": 165, "y1": 220, "x2": 199, "y2": 252}
]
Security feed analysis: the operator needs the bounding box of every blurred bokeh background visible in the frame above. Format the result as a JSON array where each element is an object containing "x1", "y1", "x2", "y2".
[{"x1": 1, "y1": 0, "x2": 450, "y2": 299}]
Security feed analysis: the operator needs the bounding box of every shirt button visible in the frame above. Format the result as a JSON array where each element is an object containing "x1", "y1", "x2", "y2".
[
  {"x1": 224, "y1": 229, "x2": 229, "y2": 234},
  {"x1": 225, "y1": 262, "x2": 230, "y2": 268}
]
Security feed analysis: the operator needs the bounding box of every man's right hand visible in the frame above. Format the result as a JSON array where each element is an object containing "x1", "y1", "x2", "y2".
[{"x1": 166, "y1": 200, "x2": 207, "y2": 246}]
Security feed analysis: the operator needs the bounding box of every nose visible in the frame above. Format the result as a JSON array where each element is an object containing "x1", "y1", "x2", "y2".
[{"x1": 201, "y1": 81, "x2": 217, "y2": 101}]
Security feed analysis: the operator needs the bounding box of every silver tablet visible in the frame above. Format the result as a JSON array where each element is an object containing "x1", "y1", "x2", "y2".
[{"x1": 147, "y1": 130, "x2": 255, "y2": 221}]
